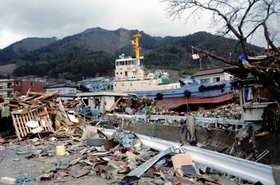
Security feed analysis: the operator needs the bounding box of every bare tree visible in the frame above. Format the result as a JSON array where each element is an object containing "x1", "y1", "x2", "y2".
[{"x1": 162, "y1": 0, "x2": 280, "y2": 103}]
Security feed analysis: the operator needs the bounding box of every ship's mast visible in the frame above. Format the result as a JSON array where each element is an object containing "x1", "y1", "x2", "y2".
[{"x1": 133, "y1": 33, "x2": 141, "y2": 58}]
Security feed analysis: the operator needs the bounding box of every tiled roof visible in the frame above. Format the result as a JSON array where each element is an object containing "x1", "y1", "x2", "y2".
[{"x1": 192, "y1": 67, "x2": 224, "y2": 77}]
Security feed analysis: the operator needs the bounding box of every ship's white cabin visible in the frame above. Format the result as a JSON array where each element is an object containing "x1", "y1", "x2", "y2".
[
  {"x1": 113, "y1": 55, "x2": 180, "y2": 92},
  {"x1": 113, "y1": 33, "x2": 180, "y2": 92}
]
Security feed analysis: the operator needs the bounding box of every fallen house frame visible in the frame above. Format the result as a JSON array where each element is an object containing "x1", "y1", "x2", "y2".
[
  {"x1": 96, "y1": 127, "x2": 278, "y2": 185},
  {"x1": 11, "y1": 106, "x2": 55, "y2": 140}
]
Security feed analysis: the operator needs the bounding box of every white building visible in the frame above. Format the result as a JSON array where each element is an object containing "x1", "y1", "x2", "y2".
[
  {"x1": 0, "y1": 79, "x2": 14, "y2": 98},
  {"x1": 45, "y1": 83, "x2": 77, "y2": 100},
  {"x1": 77, "y1": 91, "x2": 137, "y2": 112},
  {"x1": 192, "y1": 67, "x2": 233, "y2": 84}
]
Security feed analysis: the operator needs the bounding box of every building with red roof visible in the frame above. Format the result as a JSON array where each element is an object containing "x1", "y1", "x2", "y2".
[{"x1": 192, "y1": 67, "x2": 233, "y2": 84}]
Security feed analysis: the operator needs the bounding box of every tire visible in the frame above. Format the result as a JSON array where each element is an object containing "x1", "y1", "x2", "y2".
[
  {"x1": 183, "y1": 90, "x2": 191, "y2": 97},
  {"x1": 199, "y1": 85, "x2": 206, "y2": 92},
  {"x1": 155, "y1": 93, "x2": 163, "y2": 100}
]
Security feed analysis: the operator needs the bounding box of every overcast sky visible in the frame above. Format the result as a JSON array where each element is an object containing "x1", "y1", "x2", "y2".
[
  {"x1": 0, "y1": 0, "x2": 216, "y2": 49},
  {"x1": 1, "y1": 0, "x2": 278, "y2": 49}
]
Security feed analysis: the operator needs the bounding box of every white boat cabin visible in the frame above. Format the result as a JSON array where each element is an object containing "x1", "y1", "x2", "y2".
[{"x1": 113, "y1": 33, "x2": 180, "y2": 92}]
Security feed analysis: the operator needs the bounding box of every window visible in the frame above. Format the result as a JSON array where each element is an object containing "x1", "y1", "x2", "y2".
[
  {"x1": 213, "y1": 77, "x2": 220, "y2": 82},
  {"x1": 125, "y1": 71, "x2": 128, "y2": 76},
  {"x1": 7, "y1": 91, "x2": 12, "y2": 97},
  {"x1": 15, "y1": 81, "x2": 21, "y2": 86},
  {"x1": 244, "y1": 86, "x2": 254, "y2": 102},
  {"x1": 201, "y1": 78, "x2": 210, "y2": 84},
  {"x1": 31, "y1": 82, "x2": 35, "y2": 86},
  {"x1": 7, "y1": 83, "x2": 12, "y2": 88}
]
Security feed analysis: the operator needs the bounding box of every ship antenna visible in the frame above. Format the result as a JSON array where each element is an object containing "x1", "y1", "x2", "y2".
[{"x1": 133, "y1": 33, "x2": 142, "y2": 58}]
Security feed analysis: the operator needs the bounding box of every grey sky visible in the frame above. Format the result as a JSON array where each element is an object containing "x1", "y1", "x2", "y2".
[
  {"x1": 0, "y1": 0, "x2": 214, "y2": 49},
  {"x1": 1, "y1": 0, "x2": 278, "y2": 49}
]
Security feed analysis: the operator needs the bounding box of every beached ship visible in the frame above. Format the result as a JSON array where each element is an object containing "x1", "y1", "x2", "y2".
[{"x1": 113, "y1": 33, "x2": 235, "y2": 110}]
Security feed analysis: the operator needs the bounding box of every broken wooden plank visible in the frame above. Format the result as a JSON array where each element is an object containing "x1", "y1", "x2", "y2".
[
  {"x1": 108, "y1": 97, "x2": 122, "y2": 113},
  {"x1": 25, "y1": 88, "x2": 31, "y2": 97},
  {"x1": 11, "y1": 107, "x2": 55, "y2": 140},
  {"x1": 33, "y1": 91, "x2": 58, "y2": 101}
]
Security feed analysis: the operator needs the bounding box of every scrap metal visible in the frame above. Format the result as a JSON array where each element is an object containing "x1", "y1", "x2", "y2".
[
  {"x1": 125, "y1": 146, "x2": 185, "y2": 179},
  {"x1": 97, "y1": 127, "x2": 276, "y2": 185}
]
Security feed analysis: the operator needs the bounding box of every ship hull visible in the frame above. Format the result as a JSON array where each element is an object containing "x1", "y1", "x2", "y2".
[
  {"x1": 128, "y1": 80, "x2": 235, "y2": 110},
  {"x1": 154, "y1": 91, "x2": 235, "y2": 110}
]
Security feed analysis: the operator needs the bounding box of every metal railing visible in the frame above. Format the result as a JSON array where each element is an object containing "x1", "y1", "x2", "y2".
[
  {"x1": 96, "y1": 127, "x2": 276, "y2": 185},
  {"x1": 108, "y1": 113, "x2": 244, "y2": 129}
]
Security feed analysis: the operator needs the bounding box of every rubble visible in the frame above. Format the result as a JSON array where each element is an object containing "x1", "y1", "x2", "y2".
[
  {"x1": 0, "y1": 124, "x2": 278, "y2": 184},
  {"x1": 0, "y1": 91, "x2": 279, "y2": 184},
  {"x1": 0, "y1": 177, "x2": 16, "y2": 185},
  {"x1": 195, "y1": 103, "x2": 241, "y2": 120},
  {"x1": 0, "y1": 91, "x2": 87, "y2": 140}
]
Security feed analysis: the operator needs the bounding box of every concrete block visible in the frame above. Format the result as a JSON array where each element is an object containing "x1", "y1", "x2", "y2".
[{"x1": 0, "y1": 177, "x2": 16, "y2": 185}]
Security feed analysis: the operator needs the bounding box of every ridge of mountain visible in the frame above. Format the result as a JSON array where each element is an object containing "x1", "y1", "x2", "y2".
[
  {"x1": 0, "y1": 27, "x2": 262, "y2": 81},
  {"x1": 0, "y1": 37, "x2": 57, "y2": 63}
]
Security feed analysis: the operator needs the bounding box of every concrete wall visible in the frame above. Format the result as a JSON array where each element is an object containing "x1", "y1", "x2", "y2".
[
  {"x1": 107, "y1": 119, "x2": 235, "y2": 148},
  {"x1": 46, "y1": 87, "x2": 76, "y2": 96}
]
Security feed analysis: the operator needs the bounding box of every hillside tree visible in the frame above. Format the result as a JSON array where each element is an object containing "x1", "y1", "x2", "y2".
[{"x1": 162, "y1": 0, "x2": 280, "y2": 103}]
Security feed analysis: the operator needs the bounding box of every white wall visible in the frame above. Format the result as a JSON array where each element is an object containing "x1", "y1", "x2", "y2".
[
  {"x1": 46, "y1": 87, "x2": 76, "y2": 96},
  {"x1": 114, "y1": 79, "x2": 180, "y2": 91},
  {"x1": 196, "y1": 72, "x2": 233, "y2": 84},
  {"x1": 0, "y1": 79, "x2": 13, "y2": 98}
]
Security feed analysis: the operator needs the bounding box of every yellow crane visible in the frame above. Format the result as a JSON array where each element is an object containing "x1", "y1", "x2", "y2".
[{"x1": 132, "y1": 33, "x2": 141, "y2": 58}]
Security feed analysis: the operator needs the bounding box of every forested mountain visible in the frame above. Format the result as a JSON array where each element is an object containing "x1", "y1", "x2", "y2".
[
  {"x1": 0, "y1": 28, "x2": 262, "y2": 81},
  {"x1": 0, "y1": 37, "x2": 57, "y2": 63}
]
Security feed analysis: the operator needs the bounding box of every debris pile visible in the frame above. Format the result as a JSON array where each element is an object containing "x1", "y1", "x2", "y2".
[
  {"x1": 0, "y1": 91, "x2": 88, "y2": 140},
  {"x1": 196, "y1": 103, "x2": 241, "y2": 120},
  {"x1": 0, "y1": 91, "x2": 277, "y2": 184},
  {"x1": 1, "y1": 125, "x2": 257, "y2": 185}
]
